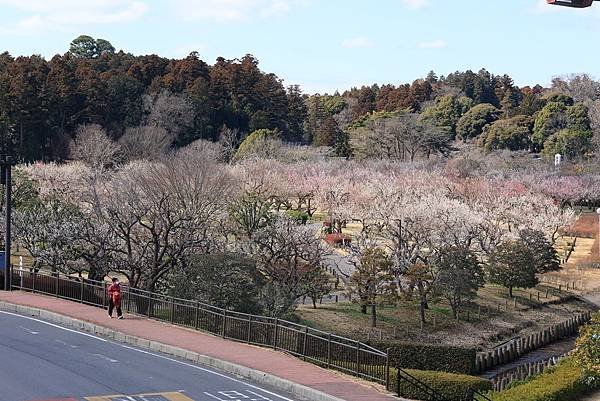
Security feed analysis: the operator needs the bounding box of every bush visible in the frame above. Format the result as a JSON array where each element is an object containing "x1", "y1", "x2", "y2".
[
  {"x1": 285, "y1": 210, "x2": 309, "y2": 225},
  {"x1": 389, "y1": 368, "x2": 491, "y2": 401},
  {"x1": 489, "y1": 359, "x2": 590, "y2": 401},
  {"x1": 574, "y1": 312, "x2": 600, "y2": 387},
  {"x1": 369, "y1": 340, "x2": 476, "y2": 374},
  {"x1": 169, "y1": 252, "x2": 265, "y2": 314}
]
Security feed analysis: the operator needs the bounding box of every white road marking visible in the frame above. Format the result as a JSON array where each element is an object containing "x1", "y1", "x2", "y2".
[
  {"x1": 1, "y1": 311, "x2": 107, "y2": 342},
  {"x1": 92, "y1": 353, "x2": 119, "y2": 363},
  {"x1": 114, "y1": 343, "x2": 295, "y2": 401},
  {"x1": 18, "y1": 325, "x2": 39, "y2": 335},
  {"x1": 247, "y1": 390, "x2": 274, "y2": 400},
  {"x1": 0, "y1": 310, "x2": 295, "y2": 401}
]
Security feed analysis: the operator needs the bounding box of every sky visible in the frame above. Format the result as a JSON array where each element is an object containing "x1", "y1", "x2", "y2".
[{"x1": 0, "y1": 0, "x2": 599, "y2": 94}]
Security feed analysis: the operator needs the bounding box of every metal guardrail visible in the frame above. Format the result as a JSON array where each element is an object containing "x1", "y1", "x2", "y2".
[{"x1": 9, "y1": 269, "x2": 390, "y2": 387}]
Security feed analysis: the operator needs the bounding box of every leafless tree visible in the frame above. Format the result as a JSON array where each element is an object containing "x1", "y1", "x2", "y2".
[
  {"x1": 70, "y1": 124, "x2": 121, "y2": 170},
  {"x1": 218, "y1": 125, "x2": 244, "y2": 162},
  {"x1": 13, "y1": 197, "x2": 86, "y2": 275},
  {"x1": 93, "y1": 149, "x2": 232, "y2": 291},
  {"x1": 119, "y1": 125, "x2": 174, "y2": 161},
  {"x1": 551, "y1": 74, "x2": 600, "y2": 103},
  {"x1": 181, "y1": 139, "x2": 226, "y2": 163},
  {"x1": 241, "y1": 218, "x2": 330, "y2": 304},
  {"x1": 143, "y1": 90, "x2": 194, "y2": 138},
  {"x1": 350, "y1": 112, "x2": 450, "y2": 161},
  {"x1": 588, "y1": 100, "x2": 600, "y2": 131}
]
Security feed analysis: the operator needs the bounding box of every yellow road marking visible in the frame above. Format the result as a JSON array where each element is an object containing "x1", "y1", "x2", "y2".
[{"x1": 85, "y1": 392, "x2": 195, "y2": 401}]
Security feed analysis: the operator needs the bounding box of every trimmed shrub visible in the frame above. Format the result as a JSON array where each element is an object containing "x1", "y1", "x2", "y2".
[
  {"x1": 390, "y1": 368, "x2": 491, "y2": 401},
  {"x1": 573, "y1": 313, "x2": 600, "y2": 387},
  {"x1": 489, "y1": 358, "x2": 590, "y2": 401},
  {"x1": 285, "y1": 210, "x2": 309, "y2": 225},
  {"x1": 369, "y1": 340, "x2": 476, "y2": 374}
]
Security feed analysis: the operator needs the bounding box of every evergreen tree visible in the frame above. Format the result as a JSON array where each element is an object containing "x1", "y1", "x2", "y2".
[{"x1": 488, "y1": 240, "x2": 538, "y2": 297}]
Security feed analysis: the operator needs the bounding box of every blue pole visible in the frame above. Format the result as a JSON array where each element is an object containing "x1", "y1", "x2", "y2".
[{"x1": 3, "y1": 164, "x2": 11, "y2": 291}]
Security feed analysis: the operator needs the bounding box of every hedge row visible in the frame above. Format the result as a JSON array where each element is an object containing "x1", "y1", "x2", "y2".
[
  {"x1": 368, "y1": 340, "x2": 476, "y2": 374},
  {"x1": 389, "y1": 368, "x2": 491, "y2": 401},
  {"x1": 489, "y1": 359, "x2": 590, "y2": 401}
]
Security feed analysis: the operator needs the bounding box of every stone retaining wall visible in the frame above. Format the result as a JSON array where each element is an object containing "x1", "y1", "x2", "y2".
[{"x1": 475, "y1": 311, "x2": 591, "y2": 373}]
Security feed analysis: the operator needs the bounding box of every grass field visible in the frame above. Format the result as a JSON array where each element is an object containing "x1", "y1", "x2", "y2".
[{"x1": 296, "y1": 283, "x2": 593, "y2": 350}]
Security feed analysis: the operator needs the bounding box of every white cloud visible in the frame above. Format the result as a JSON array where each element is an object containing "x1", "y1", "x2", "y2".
[
  {"x1": 341, "y1": 36, "x2": 374, "y2": 49},
  {"x1": 261, "y1": 0, "x2": 291, "y2": 17},
  {"x1": 0, "y1": 0, "x2": 148, "y2": 34},
  {"x1": 174, "y1": 0, "x2": 297, "y2": 22},
  {"x1": 417, "y1": 39, "x2": 446, "y2": 49},
  {"x1": 401, "y1": 0, "x2": 430, "y2": 10}
]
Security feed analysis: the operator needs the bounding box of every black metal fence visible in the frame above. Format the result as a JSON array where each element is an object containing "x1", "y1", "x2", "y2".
[{"x1": 10, "y1": 269, "x2": 390, "y2": 387}]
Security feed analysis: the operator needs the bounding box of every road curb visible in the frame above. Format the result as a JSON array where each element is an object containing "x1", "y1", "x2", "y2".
[{"x1": 0, "y1": 301, "x2": 347, "y2": 401}]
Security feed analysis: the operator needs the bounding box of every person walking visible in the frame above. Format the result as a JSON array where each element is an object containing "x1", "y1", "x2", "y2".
[{"x1": 108, "y1": 277, "x2": 123, "y2": 319}]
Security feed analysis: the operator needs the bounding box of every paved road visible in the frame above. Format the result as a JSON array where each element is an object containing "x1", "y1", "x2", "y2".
[{"x1": 0, "y1": 311, "x2": 299, "y2": 401}]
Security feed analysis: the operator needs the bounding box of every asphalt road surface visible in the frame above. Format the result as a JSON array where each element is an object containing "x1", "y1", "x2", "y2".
[{"x1": 0, "y1": 310, "x2": 300, "y2": 401}]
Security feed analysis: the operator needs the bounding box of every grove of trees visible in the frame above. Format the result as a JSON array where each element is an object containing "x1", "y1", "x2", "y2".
[
  {"x1": 2, "y1": 35, "x2": 599, "y2": 329},
  {"x1": 5, "y1": 136, "x2": 584, "y2": 324},
  {"x1": 2, "y1": 36, "x2": 600, "y2": 165}
]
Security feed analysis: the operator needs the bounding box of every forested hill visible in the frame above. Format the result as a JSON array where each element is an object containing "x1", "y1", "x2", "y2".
[{"x1": 0, "y1": 35, "x2": 598, "y2": 162}]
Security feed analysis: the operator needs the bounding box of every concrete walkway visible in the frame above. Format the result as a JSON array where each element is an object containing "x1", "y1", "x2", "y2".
[{"x1": 0, "y1": 291, "x2": 399, "y2": 401}]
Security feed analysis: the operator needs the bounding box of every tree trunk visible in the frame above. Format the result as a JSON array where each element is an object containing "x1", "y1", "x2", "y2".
[
  {"x1": 371, "y1": 303, "x2": 377, "y2": 328},
  {"x1": 451, "y1": 304, "x2": 458, "y2": 319},
  {"x1": 419, "y1": 299, "x2": 426, "y2": 329},
  {"x1": 312, "y1": 298, "x2": 317, "y2": 309},
  {"x1": 361, "y1": 303, "x2": 367, "y2": 314},
  {"x1": 509, "y1": 286, "x2": 513, "y2": 298}
]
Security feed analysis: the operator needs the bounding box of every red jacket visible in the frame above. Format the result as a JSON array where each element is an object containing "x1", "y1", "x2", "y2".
[{"x1": 108, "y1": 283, "x2": 122, "y2": 306}]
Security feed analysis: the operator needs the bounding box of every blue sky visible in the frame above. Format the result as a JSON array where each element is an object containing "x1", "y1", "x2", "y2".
[{"x1": 0, "y1": 0, "x2": 599, "y2": 93}]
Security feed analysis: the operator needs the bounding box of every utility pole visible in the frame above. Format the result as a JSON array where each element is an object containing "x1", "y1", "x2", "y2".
[{"x1": 1, "y1": 155, "x2": 14, "y2": 291}]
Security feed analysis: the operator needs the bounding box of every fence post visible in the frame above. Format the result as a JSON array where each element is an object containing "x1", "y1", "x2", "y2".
[
  {"x1": 170, "y1": 297, "x2": 175, "y2": 324},
  {"x1": 125, "y1": 288, "x2": 130, "y2": 312},
  {"x1": 222, "y1": 309, "x2": 227, "y2": 338},
  {"x1": 327, "y1": 333, "x2": 332, "y2": 368},
  {"x1": 32, "y1": 271, "x2": 36, "y2": 293},
  {"x1": 396, "y1": 364, "x2": 400, "y2": 396},
  {"x1": 385, "y1": 348, "x2": 390, "y2": 390},
  {"x1": 302, "y1": 326, "x2": 308, "y2": 361},
  {"x1": 102, "y1": 281, "x2": 107, "y2": 309},
  {"x1": 55, "y1": 272, "x2": 59, "y2": 298},
  {"x1": 80, "y1": 278, "x2": 84, "y2": 303},
  {"x1": 147, "y1": 295, "x2": 152, "y2": 318},
  {"x1": 194, "y1": 301, "x2": 200, "y2": 330},
  {"x1": 247, "y1": 315, "x2": 252, "y2": 344},
  {"x1": 273, "y1": 318, "x2": 279, "y2": 350}
]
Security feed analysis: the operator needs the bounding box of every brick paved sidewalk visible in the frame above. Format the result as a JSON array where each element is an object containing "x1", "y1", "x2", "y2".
[{"x1": 0, "y1": 291, "x2": 399, "y2": 401}]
